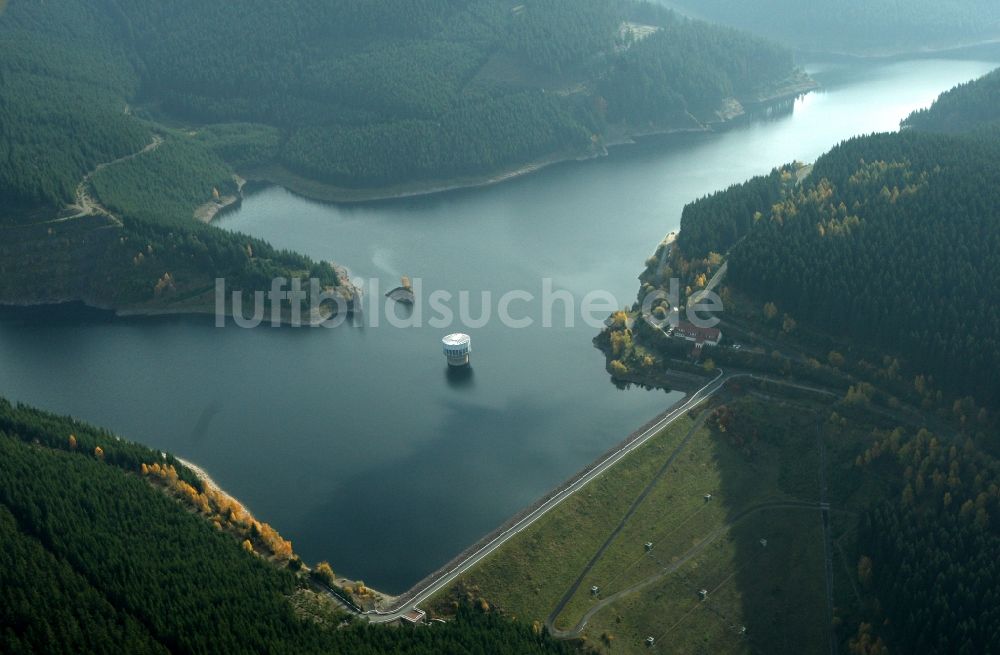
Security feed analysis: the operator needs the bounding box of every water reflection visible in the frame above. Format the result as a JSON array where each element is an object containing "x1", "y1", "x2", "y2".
[
  {"x1": 191, "y1": 401, "x2": 224, "y2": 444},
  {"x1": 444, "y1": 365, "x2": 475, "y2": 389},
  {"x1": 741, "y1": 96, "x2": 797, "y2": 123}
]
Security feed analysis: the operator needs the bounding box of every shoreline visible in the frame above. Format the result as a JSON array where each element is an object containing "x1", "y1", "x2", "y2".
[
  {"x1": 194, "y1": 175, "x2": 247, "y2": 224},
  {"x1": 239, "y1": 147, "x2": 603, "y2": 206},
  {"x1": 796, "y1": 36, "x2": 1000, "y2": 61},
  {"x1": 0, "y1": 261, "x2": 360, "y2": 326},
  {"x1": 234, "y1": 76, "x2": 818, "y2": 209},
  {"x1": 34, "y1": 300, "x2": 356, "y2": 327},
  {"x1": 651, "y1": 3, "x2": 1000, "y2": 60},
  {"x1": 194, "y1": 194, "x2": 242, "y2": 224},
  {"x1": 0, "y1": 298, "x2": 357, "y2": 327},
  {"x1": 175, "y1": 456, "x2": 229, "y2": 501},
  {"x1": 176, "y1": 454, "x2": 398, "y2": 608}
]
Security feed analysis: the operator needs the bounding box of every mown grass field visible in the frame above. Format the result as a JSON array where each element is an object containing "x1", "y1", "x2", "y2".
[
  {"x1": 432, "y1": 389, "x2": 892, "y2": 655},
  {"x1": 553, "y1": 403, "x2": 820, "y2": 632},
  {"x1": 583, "y1": 509, "x2": 827, "y2": 654}
]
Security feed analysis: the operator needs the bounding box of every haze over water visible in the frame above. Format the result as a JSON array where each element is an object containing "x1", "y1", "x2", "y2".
[{"x1": 0, "y1": 55, "x2": 995, "y2": 592}]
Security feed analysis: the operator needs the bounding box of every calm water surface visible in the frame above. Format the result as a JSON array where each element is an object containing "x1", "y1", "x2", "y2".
[{"x1": 0, "y1": 56, "x2": 995, "y2": 592}]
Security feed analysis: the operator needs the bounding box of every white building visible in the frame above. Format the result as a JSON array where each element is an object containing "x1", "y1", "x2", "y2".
[{"x1": 442, "y1": 333, "x2": 471, "y2": 367}]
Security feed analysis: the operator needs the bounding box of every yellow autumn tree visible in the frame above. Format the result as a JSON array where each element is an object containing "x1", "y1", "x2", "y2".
[
  {"x1": 68, "y1": 434, "x2": 77, "y2": 449},
  {"x1": 782, "y1": 314, "x2": 797, "y2": 333},
  {"x1": 242, "y1": 539, "x2": 254, "y2": 554},
  {"x1": 314, "y1": 561, "x2": 336, "y2": 587},
  {"x1": 258, "y1": 522, "x2": 293, "y2": 560},
  {"x1": 153, "y1": 272, "x2": 174, "y2": 297},
  {"x1": 609, "y1": 329, "x2": 632, "y2": 357},
  {"x1": 610, "y1": 330, "x2": 623, "y2": 356},
  {"x1": 94, "y1": 446, "x2": 104, "y2": 459}
]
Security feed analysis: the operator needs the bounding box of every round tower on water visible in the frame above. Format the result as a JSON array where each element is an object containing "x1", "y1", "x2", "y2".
[{"x1": 442, "y1": 333, "x2": 471, "y2": 367}]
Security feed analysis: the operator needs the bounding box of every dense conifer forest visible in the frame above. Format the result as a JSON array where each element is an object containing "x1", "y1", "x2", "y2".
[
  {"x1": 728, "y1": 129, "x2": 1000, "y2": 404},
  {"x1": 671, "y1": 70, "x2": 1000, "y2": 407},
  {"x1": 904, "y1": 67, "x2": 1000, "y2": 133}
]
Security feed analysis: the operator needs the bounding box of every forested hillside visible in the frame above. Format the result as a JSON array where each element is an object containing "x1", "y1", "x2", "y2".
[
  {"x1": 0, "y1": 0, "x2": 355, "y2": 311},
  {"x1": 0, "y1": 0, "x2": 800, "y2": 202},
  {"x1": 0, "y1": 0, "x2": 146, "y2": 211},
  {"x1": 663, "y1": 0, "x2": 1000, "y2": 54},
  {"x1": 598, "y1": 13, "x2": 794, "y2": 125},
  {"x1": 726, "y1": 130, "x2": 1000, "y2": 405},
  {"x1": 904, "y1": 67, "x2": 1000, "y2": 133},
  {"x1": 0, "y1": 397, "x2": 577, "y2": 655},
  {"x1": 669, "y1": 126, "x2": 1000, "y2": 407}
]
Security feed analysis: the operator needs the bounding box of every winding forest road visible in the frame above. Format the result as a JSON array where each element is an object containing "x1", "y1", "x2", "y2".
[{"x1": 61, "y1": 134, "x2": 163, "y2": 224}]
